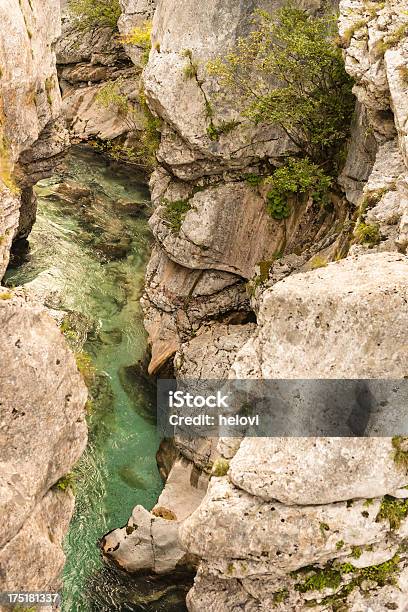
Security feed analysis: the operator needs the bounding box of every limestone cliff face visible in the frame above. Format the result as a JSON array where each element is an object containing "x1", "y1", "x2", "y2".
[
  {"x1": 0, "y1": 290, "x2": 88, "y2": 593},
  {"x1": 56, "y1": 0, "x2": 156, "y2": 148},
  {"x1": 0, "y1": 0, "x2": 69, "y2": 278},
  {"x1": 142, "y1": 0, "x2": 349, "y2": 375},
  {"x1": 180, "y1": 2, "x2": 408, "y2": 608},
  {"x1": 0, "y1": 0, "x2": 87, "y2": 594},
  {"x1": 184, "y1": 253, "x2": 408, "y2": 611}
]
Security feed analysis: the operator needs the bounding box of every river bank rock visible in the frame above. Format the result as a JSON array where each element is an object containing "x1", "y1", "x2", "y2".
[
  {"x1": 102, "y1": 457, "x2": 207, "y2": 574},
  {"x1": 0, "y1": 291, "x2": 88, "y2": 592}
]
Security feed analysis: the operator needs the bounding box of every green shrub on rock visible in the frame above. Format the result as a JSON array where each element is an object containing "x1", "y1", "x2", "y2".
[
  {"x1": 69, "y1": 0, "x2": 121, "y2": 30},
  {"x1": 265, "y1": 157, "x2": 332, "y2": 220},
  {"x1": 354, "y1": 222, "x2": 381, "y2": 245},
  {"x1": 207, "y1": 4, "x2": 354, "y2": 221},
  {"x1": 207, "y1": 5, "x2": 354, "y2": 165},
  {"x1": 161, "y1": 198, "x2": 191, "y2": 232}
]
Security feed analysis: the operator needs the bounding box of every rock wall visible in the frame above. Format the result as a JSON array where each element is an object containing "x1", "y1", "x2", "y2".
[
  {"x1": 142, "y1": 0, "x2": 349, "y2": 375},
  {"x1": 0, "y1": 290, "x2": 88, "y2": 594},
  {"x1": 0, "y1": 0, "x2": 69, "y2": 278},
  {"x1": 56, "y1": 0, "x2": 156, "y2": 148},
  {"x1": 184, "y1": 253, "x2": 408, "y2": 611},
  {"x1": 0, "y1": 0, "x2": 87, "y2": 594}
]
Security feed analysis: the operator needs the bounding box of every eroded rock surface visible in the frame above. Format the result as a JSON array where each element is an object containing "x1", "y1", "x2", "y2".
[
  {"x1": 0, "y1": 0, "x2": 69, "y2": 277},
  {"x1": 0, "y1": 291, "x2": 87, "y2": 592},
  {"x1": 141, "y1": 0, "x2": 349, "y2": 374}
]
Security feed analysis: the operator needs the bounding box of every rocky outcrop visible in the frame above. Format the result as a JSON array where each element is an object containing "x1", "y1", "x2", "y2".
[
  {"x1": 141, "y1": 0, "x2": 350, "y2": 375},
  {"x1": 0, "y1": 290, "x2": 87, "y2": 592},
  {"x1": 184, "y1": 253, "x2": 408, "y2": 610},
  {"x1": 232, "y1": 252, "x2": 408, "y2": 379},
  {"x1": 106, "y1": 0, "x2": 408, "y2": 609},
  {"x1": 0, "y1": 0, "x2": 69, "y2": 278},
  {"x1": 339, "y1": 0, "x2": 408, "y2": 252},
  {"x1": 103, "y1": 457, "x2": 206, "y2": 575},
  {"x1": 57, "y1": 0, "x2": 156, "y2": 147},
  {"x1": 0, "y1": 0, "x2": 87, "y2": 595}
]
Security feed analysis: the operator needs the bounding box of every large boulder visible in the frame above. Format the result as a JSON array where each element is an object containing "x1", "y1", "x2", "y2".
[
  {"x1": 232, "y1": 252, "x2": 408, "y2": 379},
  {"x1": 230, "y1": 437, "x2": 408, "y2": 506}
]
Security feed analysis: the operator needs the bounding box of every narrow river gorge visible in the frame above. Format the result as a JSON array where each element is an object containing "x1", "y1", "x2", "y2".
[
  {"x1": 4, "y1": 147, "x2": 189, "y2": 611},
  {"x1": 2, "y1": 1, "x2": 408, "y2": 610}
]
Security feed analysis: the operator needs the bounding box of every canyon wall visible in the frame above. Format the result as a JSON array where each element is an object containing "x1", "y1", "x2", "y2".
[
  {"x1": 0, "y1": 0, "x2": 69, "y2": 278},
  {"x1": 0, "y1": 0, "x2": 87, "y2": 594},
  {"x1": 105, "y1": 0, "x2": 408, "y2": 610},
  {"x1": 56, "y1": 0, "x2": 156, "y2": 159}
]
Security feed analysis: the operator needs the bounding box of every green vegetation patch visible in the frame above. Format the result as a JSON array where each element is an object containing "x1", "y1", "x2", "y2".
[
  {"x1": 95, "y1": 81, "x2": 161, "y2": 171},
  {"x1": 161, "y1": 198, "x2": 191, "y2": 232},
  {"x1": 377, "y1": 495, "x2": 408, "y2": 530},
  {"x1": 54, "y1": 472, "x2": 76, "y2": 493},
  {"x1": 295, "y1": 554, "x2": 401, "y2": 608},
  {"x1": 207, "y1": 5, "x2": 355, "y2": 166},
  {"x1": 265, "y1": 157, "x2": 332, "y2": 220},
  {"x1": 69, "y1": 0, "x2": 121, "y2": 30},
  {"x1": 354, "y1": 221, "x2": 381, "y2": 245},
  {"x1": 272, "y1": 588, "x2": 289, "y2": 604},
  {"x1": 295, "y1": 566, "x2": 342, "y2": 593},
  {"x1": 211, "y1": 458, "x2": 230, "y2": 477},
  {"x1": 75, "y1": 351, "x2": 96, "y2": 387},
  {"x1": 392, "y1": 436, "x2": 408, "y2": 470},
  {"x1": 122, "y1": 21, "x2": 152, "y2": 65}
]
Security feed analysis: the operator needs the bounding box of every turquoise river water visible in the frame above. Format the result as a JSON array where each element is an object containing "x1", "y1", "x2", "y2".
[{"x1": 5, "y1": 147, "x2": 190, "y2": 611}]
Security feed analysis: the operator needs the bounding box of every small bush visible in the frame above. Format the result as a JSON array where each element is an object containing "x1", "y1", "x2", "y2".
[
  {"x1": 245, "y1": 173, "x2": 263, "y2": 186},
  {"x1": 266, "y1": 192, "x2": 292, "y2": 220},
  {"x1": 211, "y1": 458, "x2": 230, "y2": 477},
  {"x1": 377, "y1": 495, "x2": 408, "y2": 529},
  {"x1": 207, "y1": 120, "x2": 240, "y2": 141},
  {"x1": 69, "y1": 0, "x2": 121, "y2": 30},
  {"x1": 55, "y1": 472, "x2": 76, "y2": 493},
  {"x1": 95, "y1": 83, "x2": 161, "y2": 170},
  {"x1": 392, "y1": 436, "x2": 408, "y2": 469},
  {"x1": 377, "y1": 22, "x2": 408, "y2": 54},
  {"x1": 310, "y1": 255, "x2": 328, "y2": 270},
  {"x1": 272, "y1": 588, "x2": 289, "y2": 603},
  {"x1": 75, "y1": 352, "x2": 96, "y2": 387},
  {"x1": 265, "y1": 157, "x2": 332, "y2": 220},
  {"x1": 342, "y1": 18, "x2": 369, "y2": 45},
  {"x1": 95, "y1": 79, "x2": 131, "y2": 121},
  {"x1": 295, "y1": 567, "x2": 342, "y2": 593},
  {"x1": 351, "y1": 546, "x2": 362, "y2": 559}
]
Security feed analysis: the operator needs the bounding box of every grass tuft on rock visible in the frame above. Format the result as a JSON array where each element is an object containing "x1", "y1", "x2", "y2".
[
  {"x1": 161, "y1": 198, "x2": 191, "y2": 233},
  {"x1": 377, "y1": 495, "x2": 408, "y2": 530}
]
